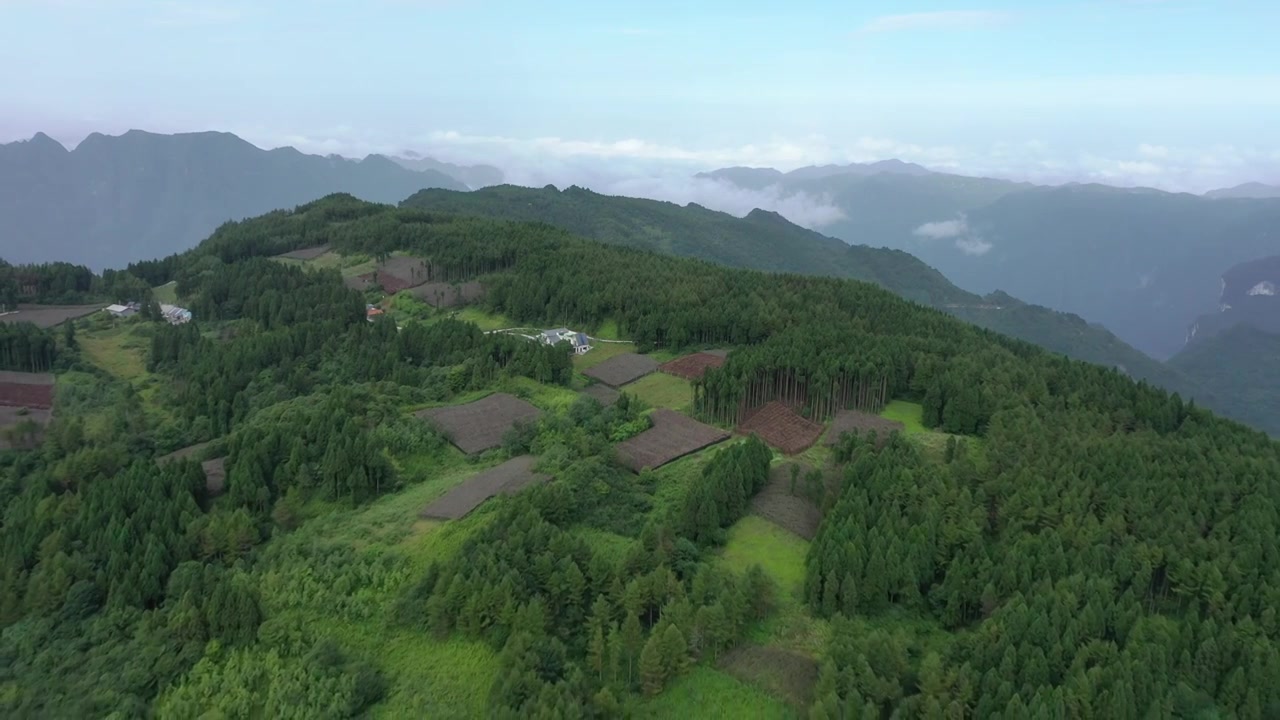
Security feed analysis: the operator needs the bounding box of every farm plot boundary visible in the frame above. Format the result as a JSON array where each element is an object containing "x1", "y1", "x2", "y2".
[
  {"x1": 420, "y1": 455, "x2": 550, "y2": 520},
  {"x1": 738, "y1": 401, "x2": 824, "y2": 455},
  {"x1": 615, "y1": 409, "x2": 729, "y2": 472},
  {"x1": 824, "y1": 410, "x2": 904, "y2": 448},
  {"x1": 415, "y1": 393, "x2": 543, "y2": 455},
  {"x1": 583, "y1": 352, "x2": 658, "y2": 387}
]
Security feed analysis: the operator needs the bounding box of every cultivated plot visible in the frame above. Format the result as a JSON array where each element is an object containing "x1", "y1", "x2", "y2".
[
  {"x1": 415, "y1": 392, "x2": 544, "y2": 455},
  {"x1": 275, "y1": 244, "x2": 331, "y2": 260},
  {"x1": 659, "y1": 351, "x2": 726, "y2": 380},
  {"x1": 581, "y1": 383, "x2": 620, "y2": 407},
  {"x1": 407, "y1": 281, "x2": 485, "y2": 308},
  {"x1": 0, "y1": 406, "x2": 51, "y2": 450},
  {"x1": 718, "y1": 644, "x2": 819, "y2": 711},
  {"x1": 0, "y1": 371, "x2": 55, "y2": 409},
  {"x1": 582, "y1": 352, "x2": 659, "y2": 387},
  {"x1": 156, "y1": 441, "x2": 213, "y2": 465},
  {"x1": 419, "y1": 455, "x2": 550, "y2": 520},
  {"x1": 615, "y1": 409, "x2": 729, "y2": 472},
  {"x1": 739, "y1": 401, "x2": 824, "y2": 455},
  {"x1": 202, "y1": 458, "x2": 227, "y2": 496},
  {"x1": 824, "y1": 410, "x2": 904, "y2": 448},
  {"x1": 376, "y1": 256, "x2": 432, "y2": 293},
  {"x1": 750, "y1": 462, "x2": 823, "y2": 540},
  {"x1": 0, "y1": 304, "x2": 105, "y2": 329}
]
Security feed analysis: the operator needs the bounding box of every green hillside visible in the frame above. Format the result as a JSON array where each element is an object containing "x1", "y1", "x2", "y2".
[
  {"x1": 1170, "y1": 324, "x2": 1280, "y2": 435},
  {"x1": 4, "y1": 195, "x2": 1278, "y2": 717},
  {"x1": 400, "y1": 185, "x2": 1224, "y2": 425}
]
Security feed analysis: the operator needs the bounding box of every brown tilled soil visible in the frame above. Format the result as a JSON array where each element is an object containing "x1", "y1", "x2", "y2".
[
  {"x1": 344, "y1": 273, "x2": 376, "y2": 292},
  {"x1": 0, "y1": 406, "x2": 51, "y2": 450},
  {"x1": 0, "y1": 371, "x2": 55, "y2": 410},
  {"x1": 0, "y1": 304, "x2": 105, "y2": 329},
  {"x1": 583, "y1": 353, "x2": 659, "y2": 387},
  {"x1": 751, "y1": 462, "x2": 823, "y2": 539},
  {"x1": 415, "y1": 393, "x2": 544, "y2": 455},
  {"x1": 276, "y1": 245, "x2": 331, "y2": 260},
  {"x1": 375, "y1": 256, "x2": 431, "y2": 293},
  {"x1": 407, "y1": 281, "x2": 485, "y2": 308},
  {"x1": 718, "y1": 645, "x2": 820, "y2": 710},
  {"x1": 614, "y1": 409, "x2": 729, "y2": 472},
  {"x1": 825, "y1": 410, "x2": 904, "y2": 448},
  {"x1": 420, "y1": 455, "x2": 550, "y2": 520},
  {"x1": 738, "y1": 401, "x2": 825, "y2": 455},
  {"x1": 582, "y1": 384, "x2": 620, "y2": 407},
  {"x1": 202, "y1": 458, "x2": 227, "y2": 496},
  {"x1": 659, "y1": 351, "x2": 726, "y2": 380}
]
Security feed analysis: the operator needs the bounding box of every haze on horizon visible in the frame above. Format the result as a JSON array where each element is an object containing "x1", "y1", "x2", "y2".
[{"x1": 2, "y1": 0, "x2": 1278, "y2": 195}]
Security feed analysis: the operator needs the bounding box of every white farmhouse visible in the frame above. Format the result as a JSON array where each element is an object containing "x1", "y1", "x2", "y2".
[{"x1": 539, "y1": 327, "x2": 592, "y2": 355}]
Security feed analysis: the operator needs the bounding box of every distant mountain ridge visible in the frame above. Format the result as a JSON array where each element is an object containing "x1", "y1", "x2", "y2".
[
  {"x1": 0, "y1": 129, "x2": 467, "y2": 270},
  {"x1": 1205, "y1": 182, "x2": 1280, "y2": 199},
  {"x1": 391, "y1": 151, "x2": 503, "y2": 189},
  {"x1": 702, "y1": 161, "x2": 1280, "y2": 360}
]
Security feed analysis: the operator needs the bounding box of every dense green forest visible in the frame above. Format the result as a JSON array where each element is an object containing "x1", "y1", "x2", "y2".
[
  {"x1": 2, "y1": 194, "x2": 1278, "y2": 717},
  {"x1": 399, "y1": 185, "x2": 1216, "y2": 419}
]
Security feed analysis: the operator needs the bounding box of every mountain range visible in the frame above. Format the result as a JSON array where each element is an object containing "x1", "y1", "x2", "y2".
[
  {"x1": 702, "y1": 161, "x2": 1280, "y2": 361},
  {"x1": 0, "y1": 130, "x2": 469, "y2": 270},
  {"x1": 1205, "y1": 182, "x2": 1280, "y2": 199}
]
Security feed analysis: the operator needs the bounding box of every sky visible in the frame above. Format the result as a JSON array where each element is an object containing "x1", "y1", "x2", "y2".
[{"x1": 2, "y1": 0, "x2": 1279, "y2": 194}]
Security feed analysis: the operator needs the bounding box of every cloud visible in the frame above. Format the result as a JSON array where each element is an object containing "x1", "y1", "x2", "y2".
[
  {"x1": 913, "y1": 218, "x2": 968, "y2": 240},
  {"x1": 858, "y1": 10, "x2": 1011, "y2": 33},
  {"x1": 955, "y1": 236, "x2": 994, "y2": 256},
  {"x1": 1137, "y1": 143, "x2": 1170, "y2": 159},
  {"x1": 603, "y1": 176, "x2": 846, "y2": 230},
  {"x1": 914, "y1": 215, "x2": 992, "y2": 255}
]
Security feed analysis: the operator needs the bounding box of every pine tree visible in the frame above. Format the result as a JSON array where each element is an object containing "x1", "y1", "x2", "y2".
[{"x1": 639, "y1": 633, "x2": 666, "y2": 696}]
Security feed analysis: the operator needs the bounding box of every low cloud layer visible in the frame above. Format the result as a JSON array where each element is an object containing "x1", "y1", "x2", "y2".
[{"x1": 914, "y1": 215, "x2": 993, "y2": 256}]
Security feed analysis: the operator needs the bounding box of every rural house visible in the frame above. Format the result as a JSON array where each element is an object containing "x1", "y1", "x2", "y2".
[
  {"x1": 366, "y1": 304, "x2": 385, "y2": 321},
  {"x1": 160, "y1": 303, "x2": 192, "y2": 324},
  {"x1": 540, "y1": 327, "x2": 592, "y2": 355},
  {"x1": 104, "y1": 302, "x2": 139, "y2": 318}
]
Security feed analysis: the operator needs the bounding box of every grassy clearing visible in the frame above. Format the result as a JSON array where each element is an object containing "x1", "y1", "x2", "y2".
[
  {"x1": 450, "y1": 306, "x2": 519, "y2": 332},
  {"x1": 79, "y1": 325, "x2": 148, "y2": 381},
  {"x1": 591, "y1": 318, "x2": 624, "y2": 340},
  {"x1": 624, "y1": 373, "x2": 692, "y2": 412},
  {"x1": 879, "y1": 400, "x2": 982, "y2": 464},
  {"x1": 881, "y1": 400, "x2": 927, "y2": 434},
  {"x1": 646, "y1": 440, "x2": 745, "y2": 518},
  {"x1": 719, "y1": 516, "x2": 809, "y2": 601},
  {"x1": 574, "y1": 527, "x2": 637, "y2": 565},
  {"x1": 574, "y1": 340, "x2": 638, "y2": 371},
  {"x1": 633, "y1": 667, "x2": 797, "y2": 719},
  {"x1": 152, "y1": 281, "x2": 178, "y2": 304}
]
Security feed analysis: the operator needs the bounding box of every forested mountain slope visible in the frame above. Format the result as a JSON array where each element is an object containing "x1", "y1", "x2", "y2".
[
  {"x1": 0, "y1": 130, "x2": 465, "y2": 270},
  {"x1": 400, "y1": 184, "x2": 1229, "y2": 427},
  {"x1": 705, "y1": 166, "x2": 1280, "y2": 361},
  {"x1": 1170, "y1": 324, "x2": 1280, "y2": 436},
  {"x1": 4, "y1": 193, "x2": 1278, "y2": 717}
]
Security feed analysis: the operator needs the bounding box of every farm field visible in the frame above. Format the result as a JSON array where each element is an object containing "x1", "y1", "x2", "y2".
[
  {"x1": 419, "y1": 454, "x2": 549, "y2": 519},
  {"x1": 719, "y1": 515, "x2": 809, "y2": 601},
  {"x1": 78, "y1": 325, "x2": 149, "y2": 381},
  {"x1": 581, "y1": 383, "x2": 620, "y2": 406},
  {"x1": 449, "y1": 306, "x2": 519, "y2": 332},
  {"x1": 0, "y1": 371, "x2": 56, "y2": 409},
  {"x1": 615, "y1": 409, "x2": 730, "y2": 472},
  {"x1": 574, "y1": 339, "x2": 637, "y2": 370},
  {"x1": 407, "y1": 280, "x2": 485, "y2": 308},
  {"x1": 739, "y1": 401, "x2": 825, "y2": 454},
  {"x1": 583, "y1": 351, "x2": 659, "y2": 387},
  {"x1": 633, "y1": 666, "x2": 797, "y2": 719},
  {"x1": 718, "y1": 644, "x2": 819, "y2": 711},
  {"x1": 659, "y1": 351, "x2": 725, "y2": 380},
  {"x1": 0, "y1": 406, "x2": 50, "y2": 450},
  {"x1": 824, "y1": 408, "x2": 905, "y2": 448},
  {"x1": 415, "y1": 392, "x2": 543, "y2": 455},
  {"x1": 624, "y1": 372, "x2": 691, "y2": 412},
  {"x1": 0, "y1": 303, "x2": 104, "y2": 328},
  {"x1": 750, "y1": 462, "x2": 822, "y2": 540}
]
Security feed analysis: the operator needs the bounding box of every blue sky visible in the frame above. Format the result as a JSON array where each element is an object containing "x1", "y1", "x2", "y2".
[{"x1": 2, "y1": 0, "x2": 1278, "y2": 191}]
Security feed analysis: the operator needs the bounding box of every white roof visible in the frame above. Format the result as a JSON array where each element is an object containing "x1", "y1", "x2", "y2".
[{"x1": 105, "y1": 304, "x2": 128, "y2": 313}]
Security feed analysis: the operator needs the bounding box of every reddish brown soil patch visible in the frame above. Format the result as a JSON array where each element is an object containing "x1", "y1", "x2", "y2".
[
  {"x1": 407, "y1": 281, "x2": 485, "y2": 308},
  {"x1": 0, "y1": 406, "x2": 51, "y2": 450},
  {"x1": 825, "y1": 410, "x2": 904, "y2": 448},
  {"x1": 375, "y1": 256, "x2": 431, "y2": 293},
  {"x1": 420, "y1": 455, "x2": 550, "y2": 520},
  {"x1": 614, "y1": 409, "x2": 729, "y2": 472},
  {"x1": 276, "y1": 244, "x2": 330, "y2": 260},
  {"x1": 751, "y1": 462, "x2": 822, "y2": 539},
  {"x1": 0, "y1": 371, "x2": 55, "y2": 410},
  {"x1": 582, "y1": 384, "x2": 620, "y2": 407},
  {"x1": 415, "y1": 393, "x2": 544, "y2": 455},
  {"x1": 659, "y1": 351, "x2": 726, "y2": 380},
  {"x1": 718, "y1": 645, "x2": 819, "y2": 710},
  {"x1": 583, "y1": 353, "x2": 659, "y2": 387},
  {"x1": 0, "y1": 304, "x2": 104, "y2": 329},
  {"x1": 738, "y1": 402, "x2": 824, "y2": 455}
]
